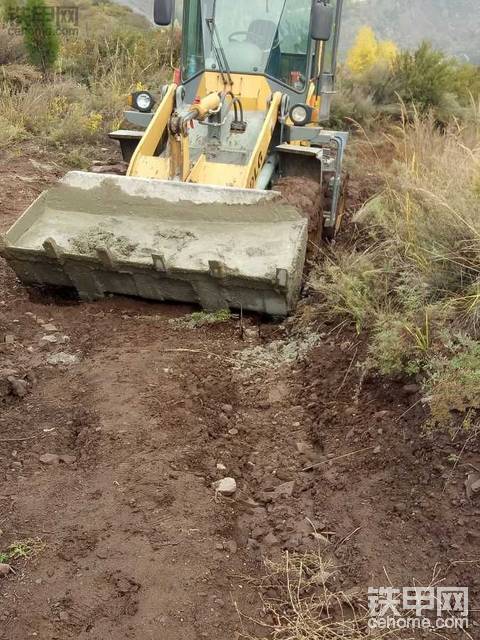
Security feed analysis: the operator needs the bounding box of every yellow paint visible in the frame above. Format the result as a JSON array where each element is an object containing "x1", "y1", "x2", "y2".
[
  {"x1": 132, "y1": 156, "x2": 171, "y2": 179},
  {"x1": 197, "y1": 73, "x2": 272, "y2": 111},
  {"x1": 188, "y1": 158, "x2": 247, "y2": 188},
  {"x1": 244, "y1": 91, "x2": 282, "y2": 189},
  {"x1": 127, "y1": 84, "x2": 177, "y2": 179},
  {"x1": 169, "y1": 134, "x2": 191, "y2": 181},
  {"x1": 128, "y1": 74, "x2": 283, "y2": 190},
  {"x1": 194, "y1": 91, "x2": 222, "y2": 119}
]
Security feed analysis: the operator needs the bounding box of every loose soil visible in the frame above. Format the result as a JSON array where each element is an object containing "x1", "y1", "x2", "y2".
[{"x1": 0, "y1": 146, "x2": 479, "y2": 639}]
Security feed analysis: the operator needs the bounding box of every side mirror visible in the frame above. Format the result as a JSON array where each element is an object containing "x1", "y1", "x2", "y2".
[
  {"x1": 311, "y1": 0, "x2": 334, "y2": 41},
  {"x1": 154, "y1": 0, "x2": 175, "y2": 26}
]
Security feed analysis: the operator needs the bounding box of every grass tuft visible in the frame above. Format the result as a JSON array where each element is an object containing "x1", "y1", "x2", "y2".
[
  {"x1": 311, "y1": 112, "x2": 480, "y2": 429},
  {"x1": 240, "y1": 550, "x2": 373, "y2": 640}
]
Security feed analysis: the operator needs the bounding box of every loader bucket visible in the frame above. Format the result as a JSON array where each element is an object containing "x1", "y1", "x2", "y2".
[{"x1": 0, "y1": 172, "x2": 308, "y2": 316}]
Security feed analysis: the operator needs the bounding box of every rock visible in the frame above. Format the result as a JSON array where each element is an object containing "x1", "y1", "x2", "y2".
[
  {"x1": 42, "y1": 324, "x2": 58, "y2": 333},
  {"x1": 393, "y1": 502, "x2": 407, "y2": 514},
  {"x1": 296, "y1": 442, "x2": 314, "y2": 456},
  {"x1": 228, "y1": 428, "x2": 238, "y2": 436},
  {"x1": 39, "y1": 453, "x2": 60, "y2": 465},
  {"x1": 213, "y1": 477, "x2": 237, "y2": 496},
  {"x1": 225, "y1": 540, "x2": 238, "y2": 554},
  {"x1": 3, "y1": 335, "x2": 14, "y2": 345},
  {"x1": 216, "y1": 463, "x2": 227, "y2": 471},
  {"x1": 218, "y1": 413, "x2": 229, "y2": 427},
  {"x1": 403, "y1": 384, "x2": 420, "y2": 395},
  {"x1": 91, "y1": 163, "x2": 127, "y2": 175},
  {"x1": 41, "y1": 335, "x2": 58, "y2": 345},
  {"x1": 373, "y1": 445, "x2": 381, "y2": 454},
  {"x1": 263, "y1": 532, "x2": 279, "y2": 547},
  {"x1": 59, "y1": 454, "x2": 77, "y2": 465},
  {"x1": 8, "y1": 377, "x2": 28, "y2": 398},
  {"x1": 0, "y1": 564, "x2": 11, "y2": 577},
  {"x1": 247, "y1": 538, "x2": 260, "y2": 552},
  {"x1": 222, "y1": 404, "x2": 233, "y2": 415},
  {"x1": 275, "y1": 469, "x2": 293, "y2": 481},
  {"x1": 59, "y1": 611, "x2": 70, "y2": 622},
  {"x1": 96, "y1": 550, "x2": 108, "y2": 559},
  {"x1": 47, "y1": 352, "x2": 79, "y2": 366},
  {"x1": 465, "y1": 472, "x2": 480, "y2": 500},
  {"x1": 273, "y1": 481, "x2": 295, "y2": 499}
]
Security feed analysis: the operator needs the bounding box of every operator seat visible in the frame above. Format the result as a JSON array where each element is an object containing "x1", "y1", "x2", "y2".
[{"x1": 247, "y1": 19, "x2": 281, "y2": 77}]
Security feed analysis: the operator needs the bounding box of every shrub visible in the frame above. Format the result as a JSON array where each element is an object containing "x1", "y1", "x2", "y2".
[
  {"x1": 334, "y1": 42, "x2": 480, "y2": 128},
  {"x1": 390, "y1": 42, "x2": 457, "y2": 115},
  {"x1": 20, "y1": 0, "x2": 59, "y2": 71},
  {"x1": 311, "y1": 114, "x2": 480, "y2": 429},
  {"x1": 310, "y1": 249, "x2": 390, "y2": 331},
  {"x1": 1, "y1": 0, "x2": 20, "y2": 23},
  {"x1": 426, "y1": 336, "x2": 480, "y2": 429},
  {"x1": 0, "y1": 24, "x2": 26, "y2": 64},
  {"x1": 0, "y1": 63, "x2": 41, "y2": 90}
]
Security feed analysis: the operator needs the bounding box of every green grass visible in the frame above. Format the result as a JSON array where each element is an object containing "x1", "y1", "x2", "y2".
[
  {"x1": 170, "y1": 309, "x2": 233, "y2": 329},
  {"x1": 0, "y1": 538, "x2": 46, "y2": 563}
]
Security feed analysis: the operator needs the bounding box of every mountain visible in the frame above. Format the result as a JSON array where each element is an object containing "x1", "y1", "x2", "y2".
[
  {"x1": 112, "y1": 0, "x2": 480, "y2": 65},
  {"x1": 340, "y1": 0, "x2": 480, "y2": 64}
]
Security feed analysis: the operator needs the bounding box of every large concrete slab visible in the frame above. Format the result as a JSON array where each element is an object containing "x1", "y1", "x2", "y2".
[{"x1": 0, "y1": 172, "x2": 308, "y2": 315}]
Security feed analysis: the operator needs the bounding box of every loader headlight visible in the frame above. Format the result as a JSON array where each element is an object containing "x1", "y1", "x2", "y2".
[
  {"x1": 289, "y1": 103, "x2": 312, "y2": 127},
  {"x1": 130, "y1": 91, "x2": 155, "y2": 113}
]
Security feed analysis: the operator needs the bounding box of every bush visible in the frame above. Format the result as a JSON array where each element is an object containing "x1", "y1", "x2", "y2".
[
  {"x1": 390, "y1": 42, "x2": 457, "y2": 115},
  {"x1": 0, "y1": 24, "x2": 26, "y2": 64},
  {"x1": 426, "y1": 336, "x2": 480, "y2": 429},
  {"x1": 333, "y1": 42, "x2": 480, "y2": 128},
  {"x1": 311, "y1": 114, "x2": 480, "y2": 428},
  {"x1": 20, "y1": 0, "x2": 59, "y2": 71}
]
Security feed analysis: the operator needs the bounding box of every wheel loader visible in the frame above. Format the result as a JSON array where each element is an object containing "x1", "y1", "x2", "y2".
[{"x1": 0, "y1": 0, "x2": 348, "y2": 316}]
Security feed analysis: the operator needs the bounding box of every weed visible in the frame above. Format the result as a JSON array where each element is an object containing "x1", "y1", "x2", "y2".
[
  {"x1": 0, "y1": 538, "x2": 46, "y2": 563},
  {"x1": 310, "y1": 249, "x2": 390, "y2": 332},
  {"x1": 170, "y1": 309, "x2": 232, "y2": 329},
  {"x1": 313, "y1": 113, "x2": 480, "y2": 430},
  {"x1": 425, "y1": 335, "x2": 480, "y2": 429}
]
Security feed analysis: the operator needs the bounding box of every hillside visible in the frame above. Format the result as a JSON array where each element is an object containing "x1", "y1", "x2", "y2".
[
  {"x1": 341, "y1": 0, "x2": 480, "y2": 63},
  {"x1": 118, "y1": 0, "x2": 480, "y2": 64}
]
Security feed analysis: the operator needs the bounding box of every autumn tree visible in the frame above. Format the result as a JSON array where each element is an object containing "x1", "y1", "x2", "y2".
[{"x1": 346, "y1": 26, "x2": 398, "y2": 75}]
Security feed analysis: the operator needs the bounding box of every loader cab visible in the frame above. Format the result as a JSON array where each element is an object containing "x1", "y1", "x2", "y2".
[
  {"x1": 182, "y1": 0, "x2": 313, "y2": 93},
  {"x1": 166, "y1": 0, "x2": 339, "y2": 102}
]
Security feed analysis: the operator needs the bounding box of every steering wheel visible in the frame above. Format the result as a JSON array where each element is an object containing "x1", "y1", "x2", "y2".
[
  {"x1": 228, "y1": 31, "x2": 283, "y2": 50},
  {"x1": 228, "y1": 31, "x2": 252, "y2": 43}
]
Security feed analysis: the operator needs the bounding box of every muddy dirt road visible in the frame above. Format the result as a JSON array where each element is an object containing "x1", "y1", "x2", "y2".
[{"x1": 1, "y1": 150, "x2": 479, "y2": 639}]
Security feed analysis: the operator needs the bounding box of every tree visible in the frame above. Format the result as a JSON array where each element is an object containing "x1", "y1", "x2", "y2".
[
  {"x1": 346, "y1": 25, "x2": 398, "y2": 75},
  {"x1": 391, "y1": 42, "x2": 456, "y2": 113},
  {"x1": 1, "y1": 0, "x2": 20, "y2": 23},
  {"x1": 20, "y1": 0, "x2": 59, "y2": 72}
]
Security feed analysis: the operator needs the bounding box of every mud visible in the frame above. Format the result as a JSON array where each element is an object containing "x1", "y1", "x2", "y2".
[{"x1": 1, "y1": 147, "x2": 479, "y2": 640}]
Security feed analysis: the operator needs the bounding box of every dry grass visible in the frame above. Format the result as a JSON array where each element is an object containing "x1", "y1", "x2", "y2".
[
  {"x1": 0, "y1": 3, "x2": 177, "y2": 151},
  {"x1": 311, "y1": 112, "x2": 480, "y2": 428},
  {"x1": 239, "y1": 550, "x2": 385, "y2": 640}
]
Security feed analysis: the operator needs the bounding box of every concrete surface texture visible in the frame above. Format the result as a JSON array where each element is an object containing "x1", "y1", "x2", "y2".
[{"x1": 1, "y1": 173, "x2": 308, "y2": 315}]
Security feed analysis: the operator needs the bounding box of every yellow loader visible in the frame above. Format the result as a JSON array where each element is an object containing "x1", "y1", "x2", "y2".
[{"x1": 1, "y1": 0, "x2": 348, "y2": 316}]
